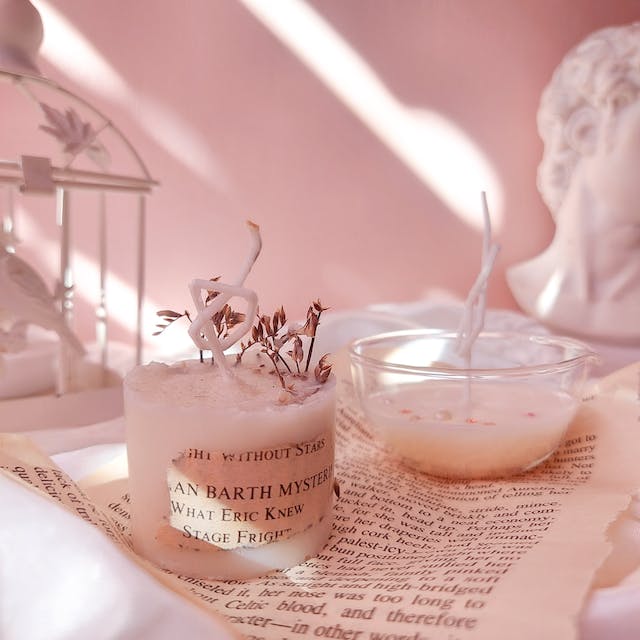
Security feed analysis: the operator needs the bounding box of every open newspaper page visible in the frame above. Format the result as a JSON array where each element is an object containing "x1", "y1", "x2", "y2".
[{"x1": 1, "y1": 362, "x2": 639, "y2": 639}]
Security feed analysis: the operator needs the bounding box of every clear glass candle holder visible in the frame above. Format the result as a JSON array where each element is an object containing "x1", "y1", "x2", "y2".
[{"x1": 349, "y1": 330, "x2": 599, "y2": 479}]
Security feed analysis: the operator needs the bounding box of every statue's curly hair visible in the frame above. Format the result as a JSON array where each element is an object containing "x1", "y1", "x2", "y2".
[{"x1": 537, "y1": 23, "x2": 640, "y2": 217}]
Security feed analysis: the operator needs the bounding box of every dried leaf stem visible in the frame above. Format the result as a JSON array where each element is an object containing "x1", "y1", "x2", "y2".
[{"x1": 155, "y1": 297, "x2": 332, "y2": 394}]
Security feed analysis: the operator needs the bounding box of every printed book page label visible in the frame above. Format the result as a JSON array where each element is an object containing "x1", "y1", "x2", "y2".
[{"x1": 165, "y1": 430, "x2": 334, "y2": 550}]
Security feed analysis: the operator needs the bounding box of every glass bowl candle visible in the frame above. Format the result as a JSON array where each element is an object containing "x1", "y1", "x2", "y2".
[{"x1": 349, "y1": 330, "x2": 598, "y2": 479}]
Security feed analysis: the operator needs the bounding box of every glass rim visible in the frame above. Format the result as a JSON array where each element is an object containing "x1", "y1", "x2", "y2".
[{"x1": 348, "y1": 329, "x2": 600, "y2": 379}]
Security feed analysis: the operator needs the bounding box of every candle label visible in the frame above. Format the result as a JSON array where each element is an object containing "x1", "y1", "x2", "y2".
[{"x1": 161, "y1": 429, "x2": 334, "y2": 551}]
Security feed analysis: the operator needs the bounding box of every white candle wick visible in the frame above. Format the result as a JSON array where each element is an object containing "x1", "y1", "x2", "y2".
[
  {"x1": 455, "y1": 192, "x2": 501, "y2": 402},
  {"x1": 188, "y1": 221, "x2": 262, "y2": 375},
  {"x1": 234, "y1": 220, "x2": 262, "y2": 286},
  {"x1": 480, "y1": 191, "x2": 492, "y2": 261}
]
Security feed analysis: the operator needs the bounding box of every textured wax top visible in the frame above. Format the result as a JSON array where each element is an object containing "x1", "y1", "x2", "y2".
[{"x1": 124, "y1": 356, "x2": 328, "y2": 411}]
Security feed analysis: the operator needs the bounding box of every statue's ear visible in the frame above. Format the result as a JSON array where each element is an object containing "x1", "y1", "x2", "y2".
[{"x1": 565, "y1": 106, "x2": 599, "y2": 155}]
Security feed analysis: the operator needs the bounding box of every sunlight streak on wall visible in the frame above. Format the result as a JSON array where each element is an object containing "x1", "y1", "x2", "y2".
[
  {"x1": 32, "y1": 0, "x2": 227, "y2": 190},
  {"x1": 239, "y1": 0, "x2": 504, "y2": 230},
  {"x1": 34, "y1": 0, "x2": 128, "y2": 98},
  {"x1": 535, "y1": 269, "x2": 563, "y2": 317},
  {"x1": 130, "y1": 97, "x2": 229, "y2": 191}
]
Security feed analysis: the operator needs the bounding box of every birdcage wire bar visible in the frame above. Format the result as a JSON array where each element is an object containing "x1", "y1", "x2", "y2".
[{"x1": 0, "y1": 68, "x2": 158, "y2": 375}]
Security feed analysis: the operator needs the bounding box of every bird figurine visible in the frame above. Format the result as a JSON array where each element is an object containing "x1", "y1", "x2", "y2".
[{"x1": 0, "y1": 230, "x2": 85, "y2": 356}]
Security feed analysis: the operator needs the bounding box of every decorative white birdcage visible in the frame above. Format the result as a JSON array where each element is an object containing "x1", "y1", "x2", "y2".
[{"x1": 0, "y1": 0, "x2": 157, "y2": 426}]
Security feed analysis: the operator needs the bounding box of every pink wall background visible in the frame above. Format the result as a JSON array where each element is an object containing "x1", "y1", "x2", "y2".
[{"x1": 4, "y1": 0, "x2": 640, "y2": 355}]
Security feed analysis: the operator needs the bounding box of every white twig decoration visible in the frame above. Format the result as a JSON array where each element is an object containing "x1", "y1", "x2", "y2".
[
  {"x1": 455, "y1": 192, "x2": 501, "y2": 362},
  {"x1": 188, "y1": 221, "x2": 262, "y2": 375}
]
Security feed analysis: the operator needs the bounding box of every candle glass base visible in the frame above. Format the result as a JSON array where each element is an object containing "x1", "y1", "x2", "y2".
[{"x1": 349, "y1": 330, "x2": 598, "y2": 480}]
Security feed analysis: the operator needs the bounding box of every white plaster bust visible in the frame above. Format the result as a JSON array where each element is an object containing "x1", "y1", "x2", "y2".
[{"x1": 508, "y1": 23, "x2": 640, "y2": 343}]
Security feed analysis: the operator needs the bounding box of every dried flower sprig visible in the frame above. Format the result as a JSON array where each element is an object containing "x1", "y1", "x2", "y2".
[
  {"x1": 211, "y1": 304, "x2": 247, "y2": 340},
  {"x1": 154, "y1": 278, "x2": 246, "y2": 340},
  {"x1": 236, "y1": 299, "x2": 331, "y2": 391},
  {"x1": 314, "y1": 354, "x2": 332, "y2": 384},
  {"x1": 154, "y1": 297, "x2": 332, "y2": 395},
  {"x1": 154, "y1": 278, "x2": 248, "y2": 364},
  {"x1": 154, "y1": 221, "x2": 331, "y2": 397},
  {"x1": 153, "y1": 309, "x2": 191, "y2": 336},
  {"x1": 301, "y1": 300, "x2": 328, "y2": 372}
]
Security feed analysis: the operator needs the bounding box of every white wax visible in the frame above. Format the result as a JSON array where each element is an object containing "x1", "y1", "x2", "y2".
[
  {"x1": 124, "y1": 356, "x2": 336, "y2": 579},
  {"x1": 363, "y1": 381, "x2": 579, "y2": 479}
]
